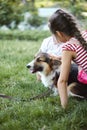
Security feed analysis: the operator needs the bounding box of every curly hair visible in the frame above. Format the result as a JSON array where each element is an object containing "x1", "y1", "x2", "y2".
[{"x1": 49, "y1": 9, "x2": 87, "y2": 50}]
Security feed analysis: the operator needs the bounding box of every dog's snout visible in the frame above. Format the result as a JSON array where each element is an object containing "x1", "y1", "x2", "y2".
[
  {"x1": 26, "y1": 60, "x2": 34, "y2": 69},
  {"x1": 26, "y1": 64, "x2": 31, "y2": 68}
]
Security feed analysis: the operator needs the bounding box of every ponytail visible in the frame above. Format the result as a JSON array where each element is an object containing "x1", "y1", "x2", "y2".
[{"x1": 74, "y1": 30, "x2": 87, "y2": 50}]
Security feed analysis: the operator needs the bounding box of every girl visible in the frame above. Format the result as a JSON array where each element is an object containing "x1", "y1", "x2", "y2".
[{"x1": 48, "y1": 9, "x2": 87, "y2": 108}]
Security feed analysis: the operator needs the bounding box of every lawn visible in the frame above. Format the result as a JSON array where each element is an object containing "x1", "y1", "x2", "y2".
[{"x1": 0, "y1": 39, "x2": 87, "y2": 130}]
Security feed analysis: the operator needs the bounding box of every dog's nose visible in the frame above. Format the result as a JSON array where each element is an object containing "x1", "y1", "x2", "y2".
[{"x1": 26, "y1": 64, "x2": 31, "y2": 68}]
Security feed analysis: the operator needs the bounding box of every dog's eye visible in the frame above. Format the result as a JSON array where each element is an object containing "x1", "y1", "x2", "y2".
[
  {"x1": 37, "y1": 58, "x2": 41, "y2": 62},
  {"x1": 37, "y1": 57, "x2": 44, "y2": 62}
]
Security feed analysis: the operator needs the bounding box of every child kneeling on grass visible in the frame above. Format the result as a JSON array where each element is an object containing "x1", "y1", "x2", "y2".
[{"x1": 48, "y1": 9, "x2": 87, "y2": 108}]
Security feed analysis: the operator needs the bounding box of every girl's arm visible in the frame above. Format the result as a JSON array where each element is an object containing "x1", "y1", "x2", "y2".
[{"x1": 57, "y1": 50, "x2": 73, "y2": 108}]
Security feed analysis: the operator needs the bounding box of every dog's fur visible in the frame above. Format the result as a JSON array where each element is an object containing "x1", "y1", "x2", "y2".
[{"x1": 27, "y1": 52, "x2": 87, "y2": 98}]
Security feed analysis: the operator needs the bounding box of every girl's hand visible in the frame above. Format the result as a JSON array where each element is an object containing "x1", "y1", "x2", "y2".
[{"x1": 57, "y1": 79, "x2": 68, "y2": 109}]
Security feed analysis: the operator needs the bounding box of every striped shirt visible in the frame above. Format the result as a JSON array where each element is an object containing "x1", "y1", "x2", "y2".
[{"x1": 62, "y1": 31, "x2": 87, "y2": 73}]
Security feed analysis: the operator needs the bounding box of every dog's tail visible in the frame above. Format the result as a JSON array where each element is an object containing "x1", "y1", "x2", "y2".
[{"x1": 68, "y1": 82, "x2": 87, "y2": 99}]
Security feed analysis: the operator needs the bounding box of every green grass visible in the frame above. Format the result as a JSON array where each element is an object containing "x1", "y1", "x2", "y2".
[{"x1": 0, "y1": 39, "x2": 87, "y2": 130}]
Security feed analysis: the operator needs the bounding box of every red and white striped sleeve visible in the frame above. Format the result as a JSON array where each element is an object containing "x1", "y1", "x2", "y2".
[{"x1": 62, "y1": 43, "x2": 77, "y2": 52}]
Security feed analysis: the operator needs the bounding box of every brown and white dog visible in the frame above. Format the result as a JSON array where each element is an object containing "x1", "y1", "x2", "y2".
[{"x1": 27, "y1": 52, "x2": 87, "y2": 98}]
